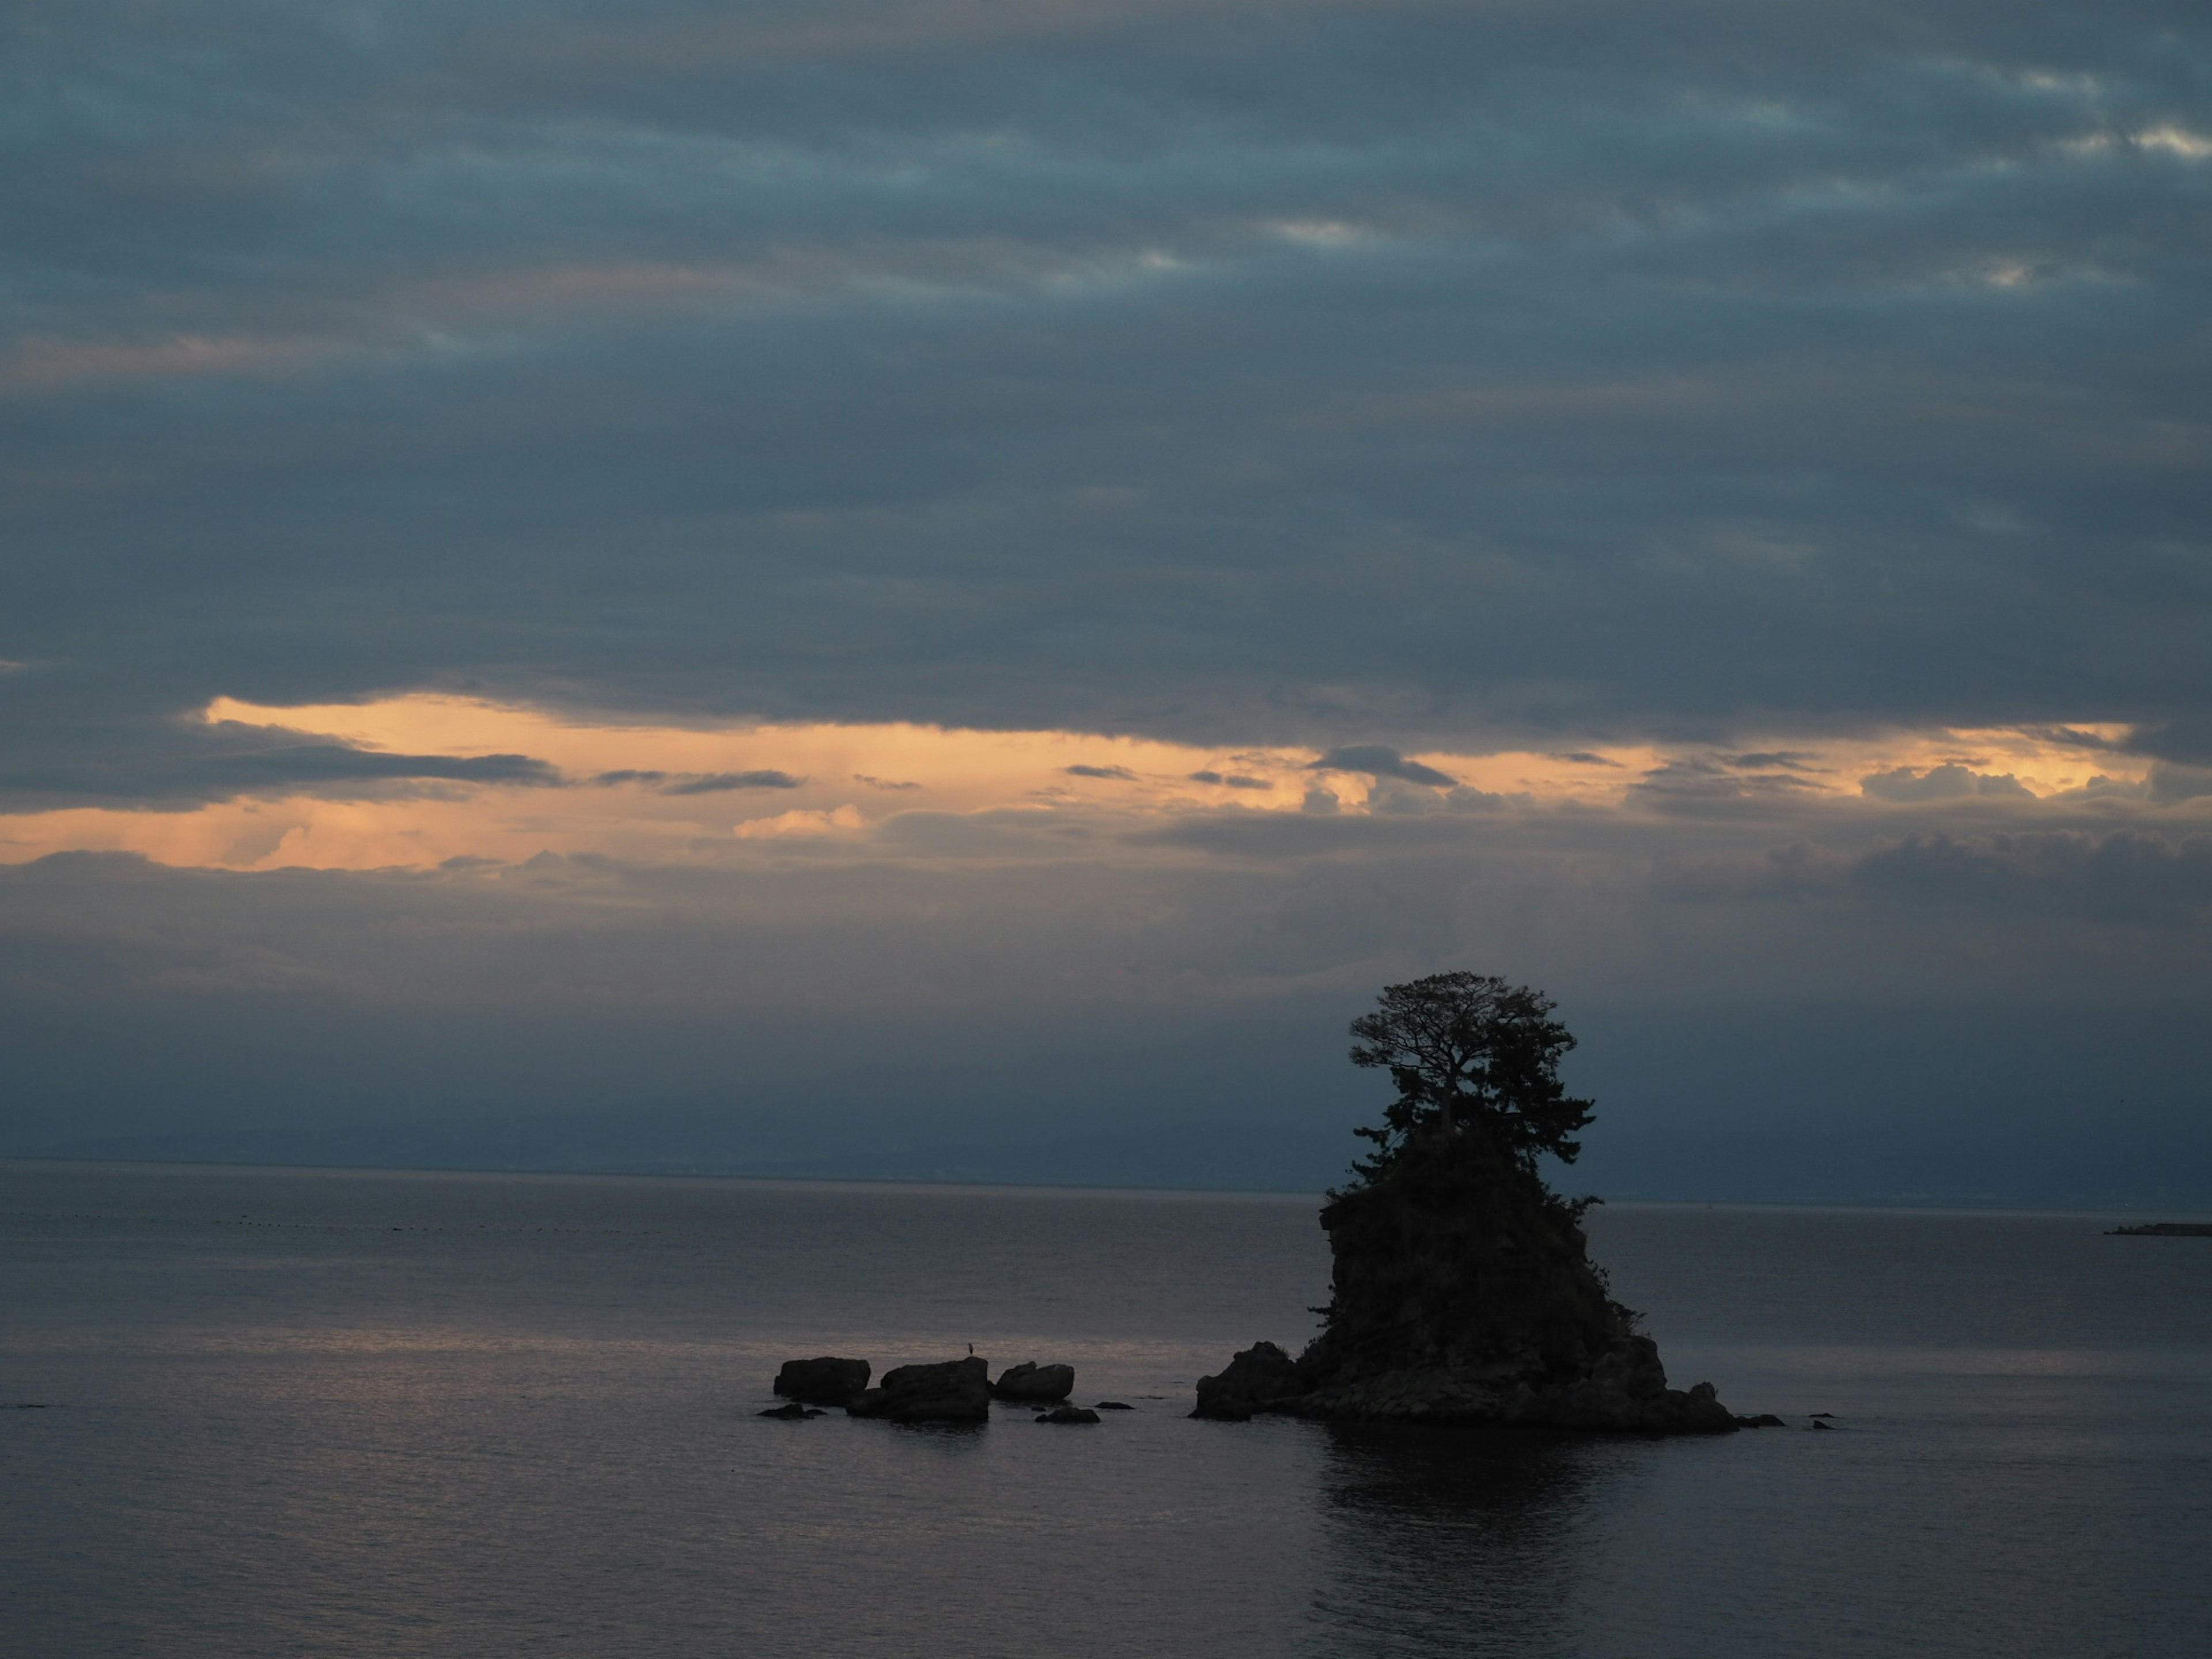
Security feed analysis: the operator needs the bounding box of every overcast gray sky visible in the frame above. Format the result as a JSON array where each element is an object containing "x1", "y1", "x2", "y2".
[{"x1": 4, "y1": 0, "x2": 2209, "y2": 1200}]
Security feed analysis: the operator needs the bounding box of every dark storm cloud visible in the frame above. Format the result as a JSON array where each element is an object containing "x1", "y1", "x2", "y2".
[
  {"x1": 1850, "y1": 830, "x2": 2212, "y2": 926},
  {"x1": 1628, "y1": 757, "x2": 1824, "y2": 817},
  {"x1": 0, "y1": 719, "x2": 558, "y2": 809},
  {"x1": 658, "y1": 770, "x2": 805, "y2": 794},
  {"x1": 1310, "y1": 747, "x2": 1457, "y2": 788},
  {"x1": 1859, "y1": 764, "x2": 2035, "y2": 802},
  {"x1": 589, "y1": 768, "x2": 804, "y2": 793},
  {"x1": 1726, "y1": 753, "x2": 1819, "y2": 772},
  {"x1": 3, "y1": 0, "x2": 2210, "y2": 775}
]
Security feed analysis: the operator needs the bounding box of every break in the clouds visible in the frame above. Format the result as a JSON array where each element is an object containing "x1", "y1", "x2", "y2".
[{"x1": 2, "y1": 0, "x2": 2209, "y2": 1198}]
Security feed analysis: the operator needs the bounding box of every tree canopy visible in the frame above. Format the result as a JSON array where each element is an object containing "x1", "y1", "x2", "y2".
[{"x1": 1346, "y1": 972, "x2": 1594, "y2": 1177}]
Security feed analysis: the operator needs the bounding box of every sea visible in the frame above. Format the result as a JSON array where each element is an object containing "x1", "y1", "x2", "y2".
[{"x1": 2, "y1": 1159, "x2": 2207, "y2": 1658}]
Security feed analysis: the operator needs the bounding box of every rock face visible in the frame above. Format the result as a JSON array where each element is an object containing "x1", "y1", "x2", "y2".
[
  {"x1": 1191, "y1": 1341, "x2": 1306, "y2": 1421},
  {"x1": 774, "y1": 1357, "x2": 872, "y2": 1407},
  {"x1": 991, "y1": 1362, "x2": 1075, "y2": 1402},
  {"x1": 846, "y1": 1357, "x2": 991, "y2": 1423},
  {"x1": 1194, "y1": 1131, "x2": 1735, "y2": 1434}
]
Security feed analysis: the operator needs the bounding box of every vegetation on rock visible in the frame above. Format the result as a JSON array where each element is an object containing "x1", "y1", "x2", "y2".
[
  {"x1": 1194, "y1": 972, "x2": 1737, "y2": 1433},
  {"x1": 1302, "y1": 972, "x2": 1628, "y2": 1391}
]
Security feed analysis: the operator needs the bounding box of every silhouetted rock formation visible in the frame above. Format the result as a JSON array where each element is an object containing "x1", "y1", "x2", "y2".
[
  {"x1": 1289, "y1": 1131, "x2": 1733, "y2": 1433},
  {"x1": 1035, "y1": 1404, "x2": 1101, "y2": 1424},
  {"x1": 1194, "y1": 1148, "x2": 1734, "y2": 1431},
  {"x1": 846, "y1": 1357, "x2": 991, "y2": 1423},
  {"x1": 1191, "y1": 972, "x2": 1737, "y2": 1434},
  {"x1": 991, "y1": 1361, "x2": 1075, "y2": 1402},
  {"x1": 1191, "y1": 1341, "x2": 1305, "y2": 1421},
  {"x1": 757, "y1": 1401, "x2": 826, "y2": 1418},
  {"x1": 774, "y1": 1357, "x2": 872, "y2": 1406}
]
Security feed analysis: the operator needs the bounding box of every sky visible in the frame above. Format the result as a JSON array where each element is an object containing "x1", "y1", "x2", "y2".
[{"x1": 4, "y1": 0, "x2": 2210, "y2": 1202}]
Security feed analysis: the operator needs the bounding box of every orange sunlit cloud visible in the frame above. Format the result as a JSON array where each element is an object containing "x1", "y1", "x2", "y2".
[{"x1": 0, "y1": 696, "x2": 2158, "y2": 873}]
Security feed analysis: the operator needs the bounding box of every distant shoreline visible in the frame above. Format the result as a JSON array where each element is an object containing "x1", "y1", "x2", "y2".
[
  {"x1": 4, "y1": 1153, "x2": 2209, "y2": 1221},
  {"x1": 2105, "y1": 1221, "x2": 2212, "y2": 1237}
]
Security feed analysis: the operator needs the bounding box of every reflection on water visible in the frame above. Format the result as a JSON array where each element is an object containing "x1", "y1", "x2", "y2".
[
  {"x1": 1313, "y1": 1425, "x2": 1611, "y2": 1659},
  {"x1": 5, "y1": 1165, "x2": 2207, "y2": 1659}
]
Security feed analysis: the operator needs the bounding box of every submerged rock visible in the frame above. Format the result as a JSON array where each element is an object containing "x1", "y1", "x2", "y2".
[
  {"x1": 1035, "y1": 1405, "x2": 1101, "y2": 1424},
  {"x1": 774, "y1": 1357, "x2": 872, "y2": 1407},
  {"x1": 757, "y1": 1401, "x2": 825, "y2": 1419},
  {"x1": 991, "y1": 1361, "x2": 1075, "y2": 1402},
  {"x1": 1094, "y1": 1401, "x2": 1135, "y2": 1411},
  {"x1": 846, "y1": 1357, "x2": 991, "y2": 1423}
]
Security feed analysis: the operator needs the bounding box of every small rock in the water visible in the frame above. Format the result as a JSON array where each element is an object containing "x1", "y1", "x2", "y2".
[
  {"x1": 757, "y1": 1401, "x2": 815, "y2": 1419},
  {"x1": 1191, "y1": 1341, "x2": 1305, "y2": 1421},
  {"x1": 1809, "y1": 1411, "x2": 1835, "y2": 1418},
  {"x1": 1734, "y1": 1414, "x2": 1787, "y2": 1427},
  {"x1": 847, "y1": 1357, "x2": 991, "y2": 1423},
  {"x1": 774, "y1": 1357, "x2": 873, "y2": 1407},
  {"x1": 991, "y1": 1361, "x2": 1075, "y2": 1402},
  {"x1": 1035, "y1": 1405, "x2": 1101, "y2": 1424},
  {"x1": 1094, "y1": 1400, "x2": 1134, "y2": 1410},
  {"x1": 1810, "y1": 1418, "x2": 1836, "y2": 1430}
]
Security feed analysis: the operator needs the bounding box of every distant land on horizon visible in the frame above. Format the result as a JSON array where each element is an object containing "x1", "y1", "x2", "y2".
[
  {"x1": 10, "y1": 1001, "x2": 2209, "y2": 1210},
  {"x1": 14, "y1": 1104, "x2": 2209, "y2": 1211}
]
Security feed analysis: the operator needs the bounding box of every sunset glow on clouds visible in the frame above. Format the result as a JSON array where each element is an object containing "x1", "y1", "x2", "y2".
[
  {"x1": 0, "y1": 695, "x2": 2173, "y2": 872},
  {"x1": 5, "y1": 0, "x2": 2209, "y2": 1196}
]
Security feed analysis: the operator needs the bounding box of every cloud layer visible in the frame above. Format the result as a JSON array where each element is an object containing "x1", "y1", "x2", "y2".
[
  {"x1": 3, "y1": 0, "x2": 2209, "y2": 1195},
  {"x1": 9, "y1": 0, "x2": 2212, "y2": 755}
]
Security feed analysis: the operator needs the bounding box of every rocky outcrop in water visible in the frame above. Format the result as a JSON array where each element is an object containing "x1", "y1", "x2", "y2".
[
  {"x1": 1288, "y1": 1130, "x2": 1733, "y2": 1433},
  {"x1": 1193, "y1": 1142, "x2": 1734, "y2": 1433},
  {"x1": 774, "y1": 1357, "x2": 872, "y2": 1406},
  {"x1": 991, "y1": 1361, "x2": 1075, "y2": 1402},
  {"x1": 1191, "y1": 1341, "x2": 1305, "y2": 1421},
  {"x1": 1191, "y1": 973, "x2": 1738, "y2": 1435},
  {"x1": 846, "y1": 1357, "x2": 991, "y2": 1423}
]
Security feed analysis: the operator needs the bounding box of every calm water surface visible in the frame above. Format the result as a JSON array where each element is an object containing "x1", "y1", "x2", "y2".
[{"x1": 2, "y1": 1161, "x2": 2207, "y2": 1657}]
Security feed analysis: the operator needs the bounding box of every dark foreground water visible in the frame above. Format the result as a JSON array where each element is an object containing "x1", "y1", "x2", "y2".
[{"x1": 2, "y1": 1162, "x2": 2207, "y2": 1658}]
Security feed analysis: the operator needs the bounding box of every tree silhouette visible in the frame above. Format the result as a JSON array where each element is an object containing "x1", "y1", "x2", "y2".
[{"x1": 1346, "y1": 972, "x2": 1594, "y2": 1179}]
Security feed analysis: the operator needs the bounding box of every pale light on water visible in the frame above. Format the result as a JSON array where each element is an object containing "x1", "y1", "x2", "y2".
[{"x1": 2, "y1": 1162, "x2": 2206, "y2": 1657}]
